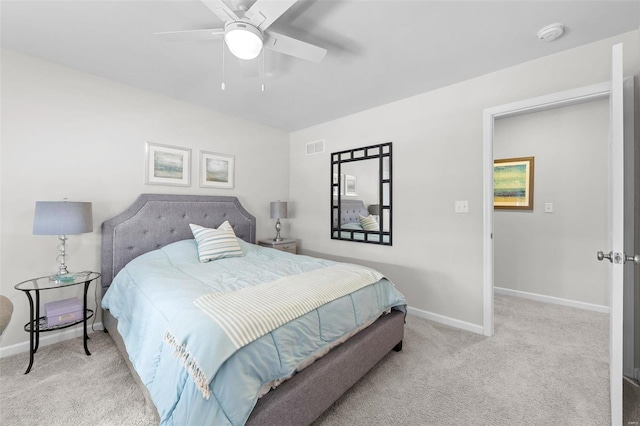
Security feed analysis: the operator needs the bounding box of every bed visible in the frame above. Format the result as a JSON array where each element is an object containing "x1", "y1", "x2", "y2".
[
  {"x1": 101, "y1": 194, "x2": 405, "y2": 425},
  {"x1": 332, "y1": 199, "x2": 389, "y2": 243},
  {"x1": 334, "y1": 199, "x2": 371, "y2": 228}
]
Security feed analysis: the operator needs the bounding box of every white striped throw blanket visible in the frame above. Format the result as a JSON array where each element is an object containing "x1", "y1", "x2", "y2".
[{"x1": 194, "y1": 263, "x2": 384, "y2": 349}]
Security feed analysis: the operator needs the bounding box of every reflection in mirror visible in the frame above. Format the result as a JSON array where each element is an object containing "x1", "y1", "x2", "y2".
[{"x1": 331, "y1": 142, "x2": 392, "y2": 245}]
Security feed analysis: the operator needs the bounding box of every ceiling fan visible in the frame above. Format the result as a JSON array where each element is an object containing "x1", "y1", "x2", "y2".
[{"x1": 155, "y1": 0, "x2": 327, "y2": 63}]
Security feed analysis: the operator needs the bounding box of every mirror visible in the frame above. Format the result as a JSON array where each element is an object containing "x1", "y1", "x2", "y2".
[{"x1": 331, "y1": 142, "x2": 392, "y2": 245}]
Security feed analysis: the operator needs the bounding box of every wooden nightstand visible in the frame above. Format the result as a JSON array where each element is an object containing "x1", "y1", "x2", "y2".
[{"x1": 258, "y1": 238, "x2": 297, "y2": 254}]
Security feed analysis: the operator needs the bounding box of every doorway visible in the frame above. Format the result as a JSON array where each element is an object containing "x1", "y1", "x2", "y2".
[
  {"x1": 482, "y1": 68, "x2": 636, "y2": 424},
  {"x1": 492, "y1": 99, "x2": 609, "y2": 311},
  {"x1": 481, "y1": 81, "x2": 613, "y2": 338}
]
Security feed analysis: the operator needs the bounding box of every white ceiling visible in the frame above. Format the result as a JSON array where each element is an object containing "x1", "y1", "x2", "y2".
[{"x1": 2, "y1": 1, "x2": 639, "y2": 132}]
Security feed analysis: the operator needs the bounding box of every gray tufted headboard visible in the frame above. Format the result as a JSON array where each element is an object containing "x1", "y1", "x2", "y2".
[
  {"x1": 333, "y1": 199, "x2": 369, "y2": 227},
  {"x1": 101, "y1": 194, "x2": 256, "y2": 293}
]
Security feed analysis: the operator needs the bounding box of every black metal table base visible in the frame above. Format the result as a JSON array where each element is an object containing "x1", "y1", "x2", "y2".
[{"x1": 22, "y1": 281, "x2": 94, "y2": 374}]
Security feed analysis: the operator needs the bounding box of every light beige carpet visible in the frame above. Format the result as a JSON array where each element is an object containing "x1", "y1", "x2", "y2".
[
  {"x1": 0, "y1": 331, "x2": 155, "y2": 425},
  {"x1": 314, "y1": 294, "x2": 616, "y2": 425},
  {"x1": 0, "y1": 295, "x2": 638, "y2": 425}
]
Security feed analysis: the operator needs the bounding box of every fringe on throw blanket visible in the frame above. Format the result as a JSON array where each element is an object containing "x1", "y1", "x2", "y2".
[{"x1": 163, "y1": 330, "x2": 211, "y2": 399}]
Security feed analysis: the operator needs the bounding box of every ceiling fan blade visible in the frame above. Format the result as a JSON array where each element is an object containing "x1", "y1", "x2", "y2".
[
  {"x1": 154, "y1": 28, "x2": 224, "y2": 42},
  {"x1": 264, "y1": 30, "x2": 327, "y2": 63},
  {"x1": 245, "y1": 0, "x2": 297, "y2": 31},
  {"x1": 200, "y1": 0, "x2": 239, "y2": 23}
]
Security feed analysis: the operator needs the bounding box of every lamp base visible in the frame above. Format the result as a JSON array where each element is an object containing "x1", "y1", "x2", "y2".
[
  {"x1": 273, "y1": 218, "x2": 283, "y2": 242},
  {"x1": 55, "y1": 234, "x2": 70, "y2": 277}
]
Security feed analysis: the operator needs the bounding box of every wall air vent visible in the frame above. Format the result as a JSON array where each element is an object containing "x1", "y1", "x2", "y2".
[{"x1": 305, "y1": 139, "x2": 325, "y2": 155}]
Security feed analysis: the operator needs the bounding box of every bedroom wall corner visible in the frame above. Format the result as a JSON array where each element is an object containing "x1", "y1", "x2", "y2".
[{"x1": 0, "y1": 49, "x2": 290, "y2": 353}]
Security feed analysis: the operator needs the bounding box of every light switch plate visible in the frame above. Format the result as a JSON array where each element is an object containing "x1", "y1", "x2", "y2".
[
  {"x1": 455, "y1": 200, "x2": 469, "y2": 213},
  {"x1": 544, "y1": 203, "x2": 553, "y2": 213}
]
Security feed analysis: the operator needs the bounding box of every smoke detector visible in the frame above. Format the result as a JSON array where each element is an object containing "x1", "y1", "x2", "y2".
[{"x1": 537, "y1": 23, "x2": 565, "y2": 42}]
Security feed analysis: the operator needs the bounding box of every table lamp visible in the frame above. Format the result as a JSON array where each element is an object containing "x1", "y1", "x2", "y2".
[
  {"x1": 270, "y1": 201, "x2": 288, "y2": 242},
  {"x1": 367, "y1": 204, "x2": 380, "y2": 215},
  {"x1": 33, "y1": 200, "x2": 93, "y2": 279}
]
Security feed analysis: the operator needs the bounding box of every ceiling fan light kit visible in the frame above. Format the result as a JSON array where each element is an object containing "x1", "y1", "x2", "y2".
[
  {"x1": 155, "y1": 0, "x2": 328, "y2": 90},
  {"x1": 224, "y1": 22, "x2": 263, "y2": 60}
]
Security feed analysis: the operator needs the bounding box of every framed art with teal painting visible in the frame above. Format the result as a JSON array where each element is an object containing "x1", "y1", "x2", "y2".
[
  {"x1": 199, "y1": 151, "x2": 235, "y2": 189},
  {"x1": 494, "y1": 157, "x2": 534, "y2": 210},
  {"x1": 145, "y1": 142, "x2": 191, "y2": 187}
]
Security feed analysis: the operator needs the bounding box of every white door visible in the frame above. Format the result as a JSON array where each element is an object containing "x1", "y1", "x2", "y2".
[
  {"x1": 601, "y1": 41, "x2": 640, "y2": 425},
  {"x1": 605, "y1": 42, "x2": 624, "y2": 426},
  {"x1": 603, "y1": 40, "x2": 638, "y2": 426}
]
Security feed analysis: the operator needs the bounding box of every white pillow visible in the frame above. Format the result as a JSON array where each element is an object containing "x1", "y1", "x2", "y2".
[
  {"x1": 189, "y1": 221, "x2": 244, "y2": 262},
  {"x1": 359, "y1": 214, "x2": 380, "y2": 231}
]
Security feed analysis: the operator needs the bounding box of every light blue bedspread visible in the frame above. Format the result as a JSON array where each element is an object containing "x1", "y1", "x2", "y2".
[{"x1": 102, "y1": 239, "x2": 406, "y2": 425}]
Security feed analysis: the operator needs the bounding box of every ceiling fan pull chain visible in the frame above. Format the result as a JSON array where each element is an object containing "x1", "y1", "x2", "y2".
[
  {"x1": 221, "y1": 42, "x2": 226, "y2": 91},
  {"x1": 261, "y1": 48, "x2": 265, "y2": 92}
]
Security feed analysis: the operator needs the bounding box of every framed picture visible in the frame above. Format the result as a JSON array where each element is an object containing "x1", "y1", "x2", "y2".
[
  {"x1": 199, "y1": 151, "x2": 234, "y2": 189},
  {"x1": 333, "y1": 173, "x2": 345, "y2": 196},
  {"x1": 345, "y1": 174, "x2": 357, "y2": 196},
  {"x1": 494, "y1": 156, "x2": 534, "y2": 210},
  {"x1": 145, "y1": 142, "x2": 191, "y2": 186}
]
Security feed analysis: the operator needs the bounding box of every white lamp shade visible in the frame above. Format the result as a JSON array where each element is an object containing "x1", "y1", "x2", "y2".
[
  {"x1": 270, "y1": 201, "x2": 288, "y2": 219},
  {"x1": 224, "y1": 23, "x2": 263, "y2": 60},
  {"x1": 33, "y1": 201, "x2": 93, "y2": 235}
]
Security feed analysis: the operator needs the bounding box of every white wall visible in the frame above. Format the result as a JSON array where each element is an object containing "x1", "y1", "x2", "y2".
[
  {"x1": 289, "y1": 30, "x2": 639, "y2": 328},
  {"x1": 0, "y1": 49, "x2": 290, "y2": 349},
  {"x1": 493, "y1": 99, "x2": 609, "y2": 306}
]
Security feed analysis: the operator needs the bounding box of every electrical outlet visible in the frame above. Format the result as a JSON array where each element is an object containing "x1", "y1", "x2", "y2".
[
  {"x1": 455, "y1": 200, "x2": 469, "y2": 213},
  {"x1": 544, "y1": 203, "x2": 553, "y2": 213}
]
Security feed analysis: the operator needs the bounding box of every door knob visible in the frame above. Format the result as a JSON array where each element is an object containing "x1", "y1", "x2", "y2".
[
  {"x1": 625, "y1": 254, "x2": 640, "y2": 264},
  {"x1": 597, "y1": 251, "x2": 613, "y2": 262}
]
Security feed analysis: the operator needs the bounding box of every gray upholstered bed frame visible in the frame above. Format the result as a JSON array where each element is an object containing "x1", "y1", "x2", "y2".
[
  {"x1": 101, "y1": 194, "x2": 404, "y2": 425},
  {"x1": 333, "y1": 199, "x2": 369, "y2": 227},
  {"x1": 101, "y1": 194, "x2": 256, "y2": 293}
]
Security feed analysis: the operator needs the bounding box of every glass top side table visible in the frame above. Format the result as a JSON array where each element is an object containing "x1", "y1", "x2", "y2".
[{"x1": 14, "y1": 271, "x2": 100, "y2": 374}]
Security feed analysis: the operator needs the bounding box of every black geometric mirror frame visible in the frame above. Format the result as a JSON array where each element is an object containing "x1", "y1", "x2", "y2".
[{"x1": 330, "y1": 142, "x2": 392, "y2": 246}]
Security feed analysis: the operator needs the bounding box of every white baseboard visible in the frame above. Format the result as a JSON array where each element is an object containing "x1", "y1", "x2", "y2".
[
  {"x1": 407, "y1": 306, "x2": 484, "y2": 335},
  {"x1": 0, "y1": 322, "x2": 103, "y2": 359},
  {"x1": 494, "y1": 287, "x2": 610, "y2": 314}
]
